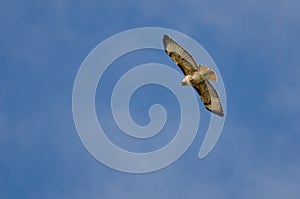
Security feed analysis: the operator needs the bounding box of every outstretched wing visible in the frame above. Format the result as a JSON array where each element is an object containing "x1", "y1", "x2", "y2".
[
  {"x1": 193, "y1": 80, "x2": 224, "y2": 116},
  {"x1": 163, "y1": 35, "x2": 198, "y2": 75}
]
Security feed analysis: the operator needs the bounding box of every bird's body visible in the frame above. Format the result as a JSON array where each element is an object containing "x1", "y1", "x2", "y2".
[
  {"x1": 163, "y1": 35, "x2": 224, "y2": 117},
  {"x1": 181, "y1": 69, "x2": 208, "y2": 86}
]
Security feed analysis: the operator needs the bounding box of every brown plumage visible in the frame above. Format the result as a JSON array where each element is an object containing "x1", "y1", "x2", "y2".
[{"x1": 163, "y1": 35, "x2": 224, "y2": 116}]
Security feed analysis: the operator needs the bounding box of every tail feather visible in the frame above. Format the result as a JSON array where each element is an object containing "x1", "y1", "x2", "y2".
[{"x1": 198, "y1": 64, "x2": 218, "y2": 81}]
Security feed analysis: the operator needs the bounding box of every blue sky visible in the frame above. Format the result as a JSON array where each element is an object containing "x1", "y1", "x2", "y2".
[{"x1": 1, "y1": 0, "x2": 300, "y2": 198}]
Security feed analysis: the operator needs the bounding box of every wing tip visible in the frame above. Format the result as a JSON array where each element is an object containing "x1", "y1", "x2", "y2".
[
  {"x1": 163, "y1": 34, "x2": 170, "y2": 40},
  {"x1": 163, "y1": 34, "x2": 171, "y2": 48},
  {"x1": 202, "y1": 98, "x2": 224, "y2": 117},
  {"x1": 206, "y1": 107, "x2": 224, "y2": 117},
  {"x1": 214, "y1": 111, "x2": 225, "y2": 117}
]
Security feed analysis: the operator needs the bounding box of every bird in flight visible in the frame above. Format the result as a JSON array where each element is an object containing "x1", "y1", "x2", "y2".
[{"x1": 163, "y1": 35, "x2": 224, "y2": 116}]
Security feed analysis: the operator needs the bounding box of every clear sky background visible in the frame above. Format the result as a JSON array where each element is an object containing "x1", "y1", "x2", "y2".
[{"x1": 1, "y1": 0, "x2": 300, "y2": 198}]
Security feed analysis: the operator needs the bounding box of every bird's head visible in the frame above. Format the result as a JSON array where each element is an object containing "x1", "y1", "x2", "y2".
[{"x1": 181, "y1": 75, "x2": 192, "y2": 86}]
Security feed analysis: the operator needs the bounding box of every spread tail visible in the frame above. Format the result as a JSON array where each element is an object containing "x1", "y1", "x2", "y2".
[{"x1": 198, "y1": 64, "x2": 218, "y2": 81}]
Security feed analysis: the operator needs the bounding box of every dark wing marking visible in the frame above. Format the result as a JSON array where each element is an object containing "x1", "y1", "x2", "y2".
[
  {"x1": 193, "y1": 80, "x2": 224, "y2": 116},
  {"x1": 163, "y1": 35, "x2": 198, "y2": 75}
]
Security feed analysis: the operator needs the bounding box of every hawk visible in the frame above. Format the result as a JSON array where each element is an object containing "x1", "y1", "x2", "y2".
[{"x1": 163, "y1": 35, "x2": 224, "y2": 116}]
